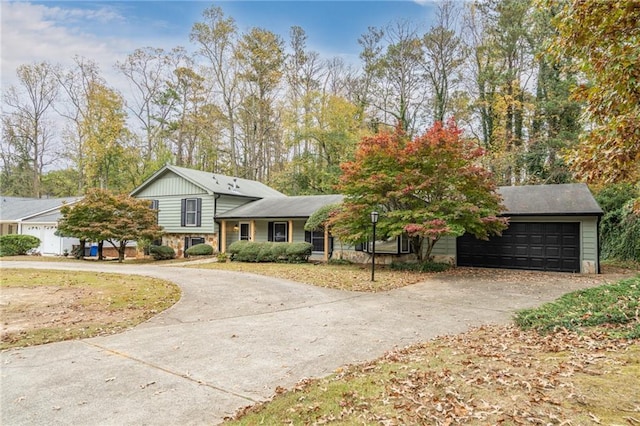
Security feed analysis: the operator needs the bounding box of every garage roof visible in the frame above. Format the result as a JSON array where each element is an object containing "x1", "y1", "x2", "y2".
[
  {"x1": 499, "y1": 183, "x2": 603, "y2": 216},
  {"x1": 0, "y1": 197, "x2": 81, "y2": 222}
]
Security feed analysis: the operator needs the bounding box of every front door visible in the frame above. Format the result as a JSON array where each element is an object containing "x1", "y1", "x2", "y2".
[{"x1": 239, "y1": 222, "x2": 251, "y2": 241}]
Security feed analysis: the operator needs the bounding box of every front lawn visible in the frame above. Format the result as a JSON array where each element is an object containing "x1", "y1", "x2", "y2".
[
  {"x1": 225, "y1": 275, "x2": 640, "y2": 425},
  {"x1": 0, "y1": 269, "x2": 181, "y2": 349},
  {"x1": 192, "y1": 261, "x2": 429, "y2": 292}
]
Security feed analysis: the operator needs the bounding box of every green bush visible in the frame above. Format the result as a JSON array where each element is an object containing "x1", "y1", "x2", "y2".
[
  {"x1": 390, "y1": 261, "x2": 452, "y2": 273},
  {"x1": 286, "y1": 242, "x2": 313, "y2": 263},
  {"x1": 217, "y1": 252, "x2": 229, "y2": 262},
  {"x1": 185, "y1": 243, "x2": 213, "y2": 256},
  {"x1": 0, "y1": 234, "x2": 41, "y2": 256},
  {"x1": 149, "y1": 245, "x2": 176, "y2": 260},
  {"x1": 596, "y1": 184, "x2": 640, "y2": 262},
  {"x1": 227, "y1": 241, "x2": 312, "y2": 263}
]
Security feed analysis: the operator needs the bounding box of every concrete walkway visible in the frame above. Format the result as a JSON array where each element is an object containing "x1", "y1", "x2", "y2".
[{"x1": 0, "y1": 261, "x2": 609, "y2": 425}]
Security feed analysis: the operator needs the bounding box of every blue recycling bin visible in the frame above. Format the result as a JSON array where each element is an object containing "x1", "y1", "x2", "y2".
[{"x1": 90, "y1": 245, "x2": 98, "y2": 256}]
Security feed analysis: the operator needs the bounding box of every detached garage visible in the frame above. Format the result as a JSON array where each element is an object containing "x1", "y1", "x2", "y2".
[{"x1": 432, "y1": 184, "x2": 603, "y2": 274}]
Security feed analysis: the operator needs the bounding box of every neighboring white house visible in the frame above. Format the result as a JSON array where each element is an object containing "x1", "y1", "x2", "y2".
[{"x1": 0, "y1": 196, "x2": 82, "y2": 255}]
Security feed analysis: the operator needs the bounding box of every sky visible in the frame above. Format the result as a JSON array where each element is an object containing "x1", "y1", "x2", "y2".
[{"x1": 1, "y1": 0, "x2": 439, "y2": 91}]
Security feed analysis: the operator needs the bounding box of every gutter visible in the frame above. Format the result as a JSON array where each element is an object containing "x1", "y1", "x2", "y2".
[{"x1": 213, "y1": 193, "x2": 222, "y2": 252}]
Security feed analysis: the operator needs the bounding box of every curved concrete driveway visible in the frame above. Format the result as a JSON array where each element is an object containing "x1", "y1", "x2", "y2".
[{"x1": 1, "y1": 261, "x2": 609, "y2": 425}]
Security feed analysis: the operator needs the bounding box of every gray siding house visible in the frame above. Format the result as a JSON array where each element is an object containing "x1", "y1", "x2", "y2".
[
  {"x1": 130, "y1": 165, "x2": 285, "y2": 256},
  {"x1": 131, "y1": 165, "x2": 603, "y2": 273}
]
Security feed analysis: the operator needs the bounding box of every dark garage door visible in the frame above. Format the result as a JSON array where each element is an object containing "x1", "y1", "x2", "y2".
[{"x1": 457, "y1": 222, "x2": 580, "y2": 272}]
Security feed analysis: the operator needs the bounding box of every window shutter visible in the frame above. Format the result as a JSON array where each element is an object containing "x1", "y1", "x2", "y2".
[
  {"x1": 150, "y1": 200, "x2": 159, "y2": 223},
  {"x1": 305, "y1": 231, "x2": 310, "y2": 243},
  {"x1": 196, "y1": 198, "x2": 202, "y2": 227},
  {"x1": 180, "y1": 199, "x2": 186, "y2": 227},
  {"x1": 268, "y1": 222, "x2": 274, "y2": 242}
]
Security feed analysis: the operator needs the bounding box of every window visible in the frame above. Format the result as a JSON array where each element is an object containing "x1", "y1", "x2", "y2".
[
  {"x1": 305, "y1": 230, "x2": 333, "y2": 253},
  {"x1": 239, "y1": 223, "x2": 250, "y2": 241},
  {"x1": 268, "y1": 221, "x2": 288, "y2": 242},
  {"x1": 181, "y1": 198, "x2": 202, "y2": 227},
  {"x1": 399, "y1": 233, "x2": 411, "y2": 253},
  {"x1": 365, "y1": 234, "x2": 413, "y2": 254}
]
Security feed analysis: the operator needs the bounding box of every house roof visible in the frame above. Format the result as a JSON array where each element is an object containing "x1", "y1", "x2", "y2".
[
  {"x1": 217, "y1": 184, "x2": 602, "y2": 220},
  {"x1": 130, "y1": 165, "x2": 286, "y2": 198},
  {"x1": 498, "y1": 183, "x2": 603, "y2": 216},
  {"x1": 0, "y1": 196, "x2": 81, "y2": 222},
  {"x1": 217, "y1": 194, "x2": 344, "y2": 219}
]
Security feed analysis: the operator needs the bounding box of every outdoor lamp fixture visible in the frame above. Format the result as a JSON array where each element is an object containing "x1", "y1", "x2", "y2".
[
  {"x1": 370, "y1": 211, "x2": 379, "y2": 282},
  {"x1": 233, "y1": 223, "x2": 239, "y2": 232}
]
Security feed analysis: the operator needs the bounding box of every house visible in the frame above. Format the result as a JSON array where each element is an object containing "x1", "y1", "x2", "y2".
[
  {"x1": 216, "y1": 194, "x2": 344, "y2": 260},
  {"x1": 130, "y1": 165, "x2": 286, "y2": 257},
  {"x1": 0, "y1": 196, "x2": 82, "y2": 255},
  {"x1": 131, "y1": 165, "x2": 603, "y2": 273}
]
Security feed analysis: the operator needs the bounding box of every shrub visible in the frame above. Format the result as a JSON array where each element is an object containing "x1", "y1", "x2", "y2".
[
  {"x1": 227, "y1": 241, "x2": 312, "y2": 263},
  {"x1": 149, "y1": 245, "x2": 176, "y2": 260},
  {"x1": 217, "y1": 252, "x2": 229, "y2": 262},
  {"x1": 185, "y1": 243, "x2": 213, "y2": 256},
  {"x1": 227, "y1": 240, "x2": 250, "y2": 258},
  {"x1": 597, "y1": 183, "x2": 640, "y2": 262},
  {"x1": 257, "y1": 242, "x2": 277, "y2": 262},
  {"x1": 286, "y1": 242, "x2": 313, "y2": 263},
  {"x1": 0, "y1": 234, "x2": 40, "y2": 256},
  {"x1": 390, "y1": 261, "x2": 452, "y2": 273}
]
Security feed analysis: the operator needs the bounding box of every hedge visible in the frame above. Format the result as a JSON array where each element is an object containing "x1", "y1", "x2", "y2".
[
  {"x1": 185, "y1": 243, "x2": 213, "y2": 256},
  {"x1": 149, "y1": 245, "x2": 176, "y2": 260},
  {"x1": 227, "y1": 241, "x2": 312, "y2": 263},
  {"x1": 0, "y1": 234, "x2": 41, "y2": 256}
]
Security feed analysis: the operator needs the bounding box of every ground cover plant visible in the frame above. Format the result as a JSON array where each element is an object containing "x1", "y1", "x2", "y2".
[
  {"x1": 0, "y1": 269, "x2": 181, "y2": 349},
  {"x1": 225, "y1": 275, "x2": 640, "y2": 425}
]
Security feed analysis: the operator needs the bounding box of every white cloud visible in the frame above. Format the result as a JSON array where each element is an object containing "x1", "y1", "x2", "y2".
[{"x1": 1, "y1": 2, "x2": 136, "y2": 91}]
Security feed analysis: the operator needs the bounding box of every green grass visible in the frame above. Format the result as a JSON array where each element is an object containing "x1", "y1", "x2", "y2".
[
  {"x1": 514, "y1": 275, "x2": 640, "y2": 338},
  {"x1": 1, "y1": 269, "x2": 181, "y2": 349}
]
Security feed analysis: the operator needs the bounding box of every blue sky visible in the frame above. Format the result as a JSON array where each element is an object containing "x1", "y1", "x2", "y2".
[{"x1": 1, "y1": 1, "x2": 438, "y2": 89}]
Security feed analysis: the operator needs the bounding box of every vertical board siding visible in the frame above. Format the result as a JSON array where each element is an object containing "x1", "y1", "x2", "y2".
[{"x1": 135, "y1": 174, "x2": 207, "y2": 197}]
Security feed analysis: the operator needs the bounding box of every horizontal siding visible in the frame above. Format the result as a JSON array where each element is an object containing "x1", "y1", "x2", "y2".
[
  {"x1": 431, "y1": 235, "x2": 456, "y2": 256},
  {"x1": 139, "y1": 195, "x2": 215, "y2": 234},
  {"x1": 217, "y1": 195, "x2": 254, "y2": 215}
]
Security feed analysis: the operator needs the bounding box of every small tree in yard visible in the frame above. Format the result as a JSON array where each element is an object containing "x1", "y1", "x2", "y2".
[
  {"x1": 332, "y1": 120, "x2": 508, "y2": 261},
  {"x1": 58, "y1": 188, "x2": 163, "y2": 262}
]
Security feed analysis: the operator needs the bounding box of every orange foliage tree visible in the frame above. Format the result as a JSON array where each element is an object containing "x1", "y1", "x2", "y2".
[{"x1": 332, "y1": 121, "x2": 508, "y2": 261}]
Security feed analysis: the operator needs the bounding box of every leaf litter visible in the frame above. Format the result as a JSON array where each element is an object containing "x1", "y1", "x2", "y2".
[{"x1": 227, "y1": 324, "x2": 639, "y2": 425}]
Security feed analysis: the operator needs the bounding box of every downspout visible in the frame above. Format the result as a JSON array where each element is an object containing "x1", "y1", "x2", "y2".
[
  {"x1": 214, "y1": 193, "x2": 222, "y2": 253},
  {"x1": 597, "y1": 214, "x2": 602, "y2": 274}
]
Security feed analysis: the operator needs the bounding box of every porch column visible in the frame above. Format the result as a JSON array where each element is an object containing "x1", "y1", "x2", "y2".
[
  {"x1": 288, "y1": 220, "x2": 293, "y2": 243},
  {"x1": 250, "y1": 220, "x2": 256, "y2": 241},
  {"x1": 324, "y1": 227, "x2": 329, "y2": 262},
  {"x1": 220, "y1": 220, "x2": 227, "y2": 253}
]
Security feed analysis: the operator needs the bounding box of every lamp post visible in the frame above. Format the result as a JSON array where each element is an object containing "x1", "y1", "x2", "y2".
[{"x1": 370, "y1": 211, "x2": 379, "y2": 281}]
